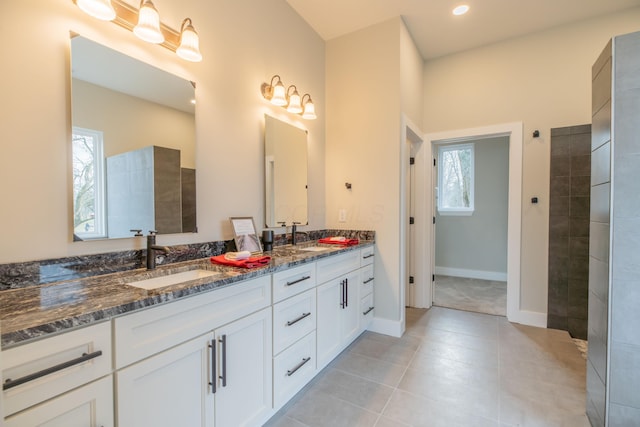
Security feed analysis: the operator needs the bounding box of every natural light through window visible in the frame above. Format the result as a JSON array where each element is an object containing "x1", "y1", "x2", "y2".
[
  {"x1": 437, "y1": 143, "x2": 474, "y2": 215},
  {"x1": 72, "y1": 127, "x2": 106, "y2": 239}
]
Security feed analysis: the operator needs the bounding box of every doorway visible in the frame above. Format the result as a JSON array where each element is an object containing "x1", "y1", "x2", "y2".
[{"x1": 432, "y1": 136, "x2": 510, "y2": 316}]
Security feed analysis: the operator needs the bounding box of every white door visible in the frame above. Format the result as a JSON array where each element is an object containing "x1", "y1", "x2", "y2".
[
  {"x1": 214, "y1": 307, "x2": 272, "y2": 427},
  {"x1": 316, "y1": 279, "x2": 342, "y2": 369},
  {"x1": 5, "y1": 376, "x2": 113, "y2": 427},
  {"x1": 117, "y1": 333, "x2": 214, "y2": 427}
]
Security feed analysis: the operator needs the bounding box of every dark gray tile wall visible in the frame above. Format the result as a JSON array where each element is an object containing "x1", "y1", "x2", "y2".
[
  {"x1": 548, "y1": 124, "x2": 591, "y2": 340},
  {"x1": 587, "y1": 39, "x2": 611, "y2": 427},
  {"x1": 587, "y1": 31, "x2": 640, "y2": 427}
]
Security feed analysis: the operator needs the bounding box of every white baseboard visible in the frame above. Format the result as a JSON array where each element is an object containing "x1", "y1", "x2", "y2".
[
  {"x1": 435, "y1": 266, "x2": 507, "y2": 282},
  {"x1": 367, "y1": 317, "x2": 403, "y2": 338},
  {"x1": 508, "y1": 309, "x2": 547, "y2": 328}
]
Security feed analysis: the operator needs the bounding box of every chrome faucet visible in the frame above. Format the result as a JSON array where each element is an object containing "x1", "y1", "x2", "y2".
[{"x1": 146, "y1": 231, "x2": 170, "y2": 270}]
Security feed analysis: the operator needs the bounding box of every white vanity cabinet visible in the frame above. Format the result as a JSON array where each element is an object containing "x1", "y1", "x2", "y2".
[
  {"x1": 316, "y1": 251, "x2": 362, "y2": 370},
  {"x1": 359, "y1": 247, "x2": 375, "y2": 332},
  {"x1": 114, "y1": 275, "x2": 273, "y2": 427},
  {"x1": 1, "y1": 322, "x2": 112, "y2": 425}
]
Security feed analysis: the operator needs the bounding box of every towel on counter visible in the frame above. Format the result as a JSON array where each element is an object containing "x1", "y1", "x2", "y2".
[
  {"x1": 223, "y1": 251, "x2": 251, "y2": 261},
  {"x1": 318, "y1": 237, "x2": 359, "y2": 246},
  {"x1": 210, "y1": 254, "x2": 271, "y2": 269}
]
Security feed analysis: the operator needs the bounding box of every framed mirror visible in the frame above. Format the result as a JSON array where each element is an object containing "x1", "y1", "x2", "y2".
[
  {"x1": 264, "y1": 115, "x2": 308, "y2": 227},
  {"x1": 70, "y1": 35, "x2": 197, "y2": 241}
]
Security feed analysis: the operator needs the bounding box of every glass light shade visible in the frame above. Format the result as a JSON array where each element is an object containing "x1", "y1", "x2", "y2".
[
  {"x1": 177, "y1": 23, "x2": 202, "y2": 62},
  {"x1": 287, "y1": 90, "x2": 302, "y2": 114},
  {"x1": 453, "y1": 5, "x2": 469, "y2": 15},
  {"x1": 77, "y1": 0, "x2": 116, "y2": 21},
  {"x1": 133, "y1": 1, "x2": 164, "y2": 44},
  {"x1": 271, "y1": 81, "x2": 287, "y2": 106},
  {"x1": 302, "y1": 99, "x2": 316, "y2": 120}
]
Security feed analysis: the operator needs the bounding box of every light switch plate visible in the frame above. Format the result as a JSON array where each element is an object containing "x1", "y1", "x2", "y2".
[{"x1": 338, "y1": 209, "x2": 347, "y2": 222}]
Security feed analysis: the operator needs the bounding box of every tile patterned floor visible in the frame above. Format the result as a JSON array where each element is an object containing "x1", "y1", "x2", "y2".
[
  {"x1": 434, "y1": 275, "x2": 507, "y2": 316},
  {"x1": 264, "y1": 307, "x2": 590, "y2": 427}
]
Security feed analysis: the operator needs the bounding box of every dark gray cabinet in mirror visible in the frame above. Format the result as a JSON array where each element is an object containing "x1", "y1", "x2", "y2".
[
  {"x1": 264, "y1": 115, "x2": 308, "y2": 227},
  {"x1": 70, "y1": 35, "x2": 197, "y2": 241}
]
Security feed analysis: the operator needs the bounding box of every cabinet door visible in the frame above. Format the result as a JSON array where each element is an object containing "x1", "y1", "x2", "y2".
[
  {"x1": 342, "y1": 271, "x2": 361, "y2": 345},
  {"x1": 316, "y1": 279, "x2": 343, "y2": 369},
  {"x1": 5, "y1": 376, "x2": 113, "y2": 427},
  {"x1": 116, "y1": 333, "x2": 214, "y2": 427},
  {"x1": 214, "y1": 307, "x2": 272, "y2": 427}
]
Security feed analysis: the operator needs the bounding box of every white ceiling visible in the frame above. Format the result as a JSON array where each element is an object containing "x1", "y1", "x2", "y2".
[{"x1": 285, "y1": 0, "x2": 640, "y2": 59}]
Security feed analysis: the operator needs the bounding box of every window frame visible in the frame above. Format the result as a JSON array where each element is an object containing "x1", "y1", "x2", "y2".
[
  {"x1": 72, "y1": 126, "x2": 107, "y2": 239},
  {"x1": 437, "y1": 142, "x2": 475, "y2": 216}
]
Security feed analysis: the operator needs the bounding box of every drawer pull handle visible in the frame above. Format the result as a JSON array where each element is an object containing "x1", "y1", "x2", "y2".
[
  {"x1": 363, "y1": 254, "x2": 374, "y2": 259},
  {"x1": 219, "y1": 335, "x2": 227, "y2": 387},
  {"x1": 286, "y1": 275, "x2": 311, "y2": 286},
  {"x1": 286, "y1": 312, "x2": 311, "y2": 326},
  {"x1": 363, "y1": 277, "x2": 374, "y2": 284},
  {"x1": 209, "y1": 339, "x2": 217, "y2": 394},
  {"x1": 286, "y1": 357, "x2": 311, "y2": 377},
  {"x1": 3, "y1": 350, "x2": 103, "y2": 391},
  {"x1": 363, "y1": 306, "x2": 374, "y2": 315}
]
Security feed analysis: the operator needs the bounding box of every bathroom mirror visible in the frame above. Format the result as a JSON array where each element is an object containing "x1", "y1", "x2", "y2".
[
  {"x1": 70, "y1": 35, "x2": 197, "y2": 240},
  {"x1": 264, "y1": 115, "x2": 308, "y2": 227}
]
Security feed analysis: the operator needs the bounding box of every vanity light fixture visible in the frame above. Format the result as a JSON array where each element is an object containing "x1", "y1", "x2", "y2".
[
  {"x1": 261, "y1": 75, "x2": 317, "y2": 120},
  {"x1": 301, "y1": 94, "x2": 316, "y2": 120},
  {"x1": 133, "y1": 0, "x2": 164, "y2": 44},
  {"x1": 176, "y1": 18, "x2": 202, "y2": 62},
  {"x1": 76, "y1": 0, "x2": 116, "y2": 20},
  {"x1": 286, "y1": 85, "x2": 303, "y2": 114},
  {"x1": 73, "y1": 0, "x2": 202, "y2": 62}
]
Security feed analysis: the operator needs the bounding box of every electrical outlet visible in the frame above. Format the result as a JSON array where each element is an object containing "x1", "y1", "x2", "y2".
[{"x1": 338, "y1": 209, "x2": 347, "y2": 223}]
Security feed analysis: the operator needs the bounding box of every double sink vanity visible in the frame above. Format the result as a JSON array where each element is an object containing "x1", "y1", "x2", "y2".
[{"x1": 0, "y1": 240, "x2": 375, "y2": 427}]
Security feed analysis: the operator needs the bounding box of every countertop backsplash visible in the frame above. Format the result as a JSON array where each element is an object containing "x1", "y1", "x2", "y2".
[{"x1": 0, "y1": 229, "x2": 375, "y2": 291}]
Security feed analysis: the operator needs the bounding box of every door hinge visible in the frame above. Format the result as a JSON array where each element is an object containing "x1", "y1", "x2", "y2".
[
  {"x1": 409, "y1": 217, "x2": 415, "y2": 225},
  {"x1": 432, "y1": 216, "x2": 435, "y2": 224},
  {"x1": 409, "y1": 276, "x2": 414, "y2": 284},
  {"x1": 432, "y1": 274, "x2": 435, "y2": 282},
  {"x1": 410, "y1": 157, "x2": 415, "y2": 165},
  {"x1": 433, "y1": 158, "x2": 436, "y2": 166}
]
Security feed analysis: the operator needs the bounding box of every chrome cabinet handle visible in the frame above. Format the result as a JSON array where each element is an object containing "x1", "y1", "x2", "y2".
[
  {"x1": 363, "y1": 277, "x2": 374, "y2": 284},
  {"x1": 286, "y1": 357, "x2": 311, "y2": 377},
  {"x1": 286, "y1": 275, "x2": 311, "y2": 286},
  {"x1": 209, "y1": 339, "x2": 217, "y2": 393},
  {"x1": 3, "y1": 350, "x2": 103, "y2": 391},
  {"x1": 219, "y1": 335, "x2": 227, "y2": 387},
  {"x1": 286, "y1": 312, "x2": 311, "y2": 326},
  {"x1": 363, "y1": 306, "x2": 374, "y2": 315}
]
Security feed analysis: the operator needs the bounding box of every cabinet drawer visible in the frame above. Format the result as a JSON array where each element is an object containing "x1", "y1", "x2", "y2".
[
  {"x1": 273, "y1": 331, "x2": 316, "y2": 408},
  {"x1": 272, "y1": 263, "x2": 316, "y2": 303},
  {"x1": 2, "y1": 322, "x2": 112, "y2": 417},
  {"x1": 360, "y1": 264, "x2": 374, "y2": 296},
  {"x1": 114, "y1": 275, "x2": 271, "y2": 368},
  {"x1": 316, "y1": 251, "x2": 360, "y2": 284},
  {"x1": 361, "y1": 293, "x2": 375, "y2": 327},
  {"x1": 273, "y1": 289, "x2": 316, "y2": 355},
  {"x1": 360, "y1": 246, "x2": 375, "y2": 266}
]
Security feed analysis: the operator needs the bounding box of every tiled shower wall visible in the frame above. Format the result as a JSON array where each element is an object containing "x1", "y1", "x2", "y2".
[{"x1": 547, "y1": 124, "x2": 591, "y2": 339}]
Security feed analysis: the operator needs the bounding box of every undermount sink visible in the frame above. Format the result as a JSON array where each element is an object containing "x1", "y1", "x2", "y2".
[
  {"x1": 297, "y1": 246, "x2": 329, "y2": 252},
  {"x1": 126, "y1": 269, "x2": 220, "y2": 290}
]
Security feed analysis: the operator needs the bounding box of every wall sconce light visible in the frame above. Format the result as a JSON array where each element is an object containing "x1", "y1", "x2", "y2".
[
  {"x1": 261, "y1": 75, "x2": 316, "y2": 120},
  {"x1": 74, "y1": 0, "x2": 202, "y2": 62}
]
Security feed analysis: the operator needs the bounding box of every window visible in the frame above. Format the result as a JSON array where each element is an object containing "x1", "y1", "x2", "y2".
[
  {"x1": 437, "y1": 143, "x2": 474, "y2": 215},
  {"x1": 72, "y1": 127, "x2": 106, "y2": 239}
]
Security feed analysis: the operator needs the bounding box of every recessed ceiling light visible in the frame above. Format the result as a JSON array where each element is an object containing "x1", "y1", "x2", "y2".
[{"x1": 453, "y1": 5, "x2": 469, "y2": 16}]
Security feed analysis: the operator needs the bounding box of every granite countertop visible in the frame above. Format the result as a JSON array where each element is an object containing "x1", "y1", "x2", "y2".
[{"x1": 0, "y1": 241, "x2": 373, "y2": 349}]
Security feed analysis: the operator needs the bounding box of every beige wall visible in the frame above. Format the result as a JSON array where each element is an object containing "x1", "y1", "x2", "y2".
[
  {"x1": 0, "y1": 0, "x2": 325, "y2": 262},
  {"x1": 423, "y1": 8, "x2": 640, "y2": 315}
]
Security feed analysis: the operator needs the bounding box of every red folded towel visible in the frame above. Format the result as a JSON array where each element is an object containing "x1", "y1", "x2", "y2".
[
  {"x1": 210, "y1": 255, "x2": 271, "y2": 268},
  {"x1": 318, "y1": 237, "x2": 359, "y2": 246}
]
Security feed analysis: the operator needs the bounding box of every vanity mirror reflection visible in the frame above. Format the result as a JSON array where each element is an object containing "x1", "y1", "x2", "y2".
[
  {"x1": 264, "y1": 115, "x2": 308, "y2": 228},
  {"x1": 70, "y1": 35, "x2": 197, "y2": 241}
]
